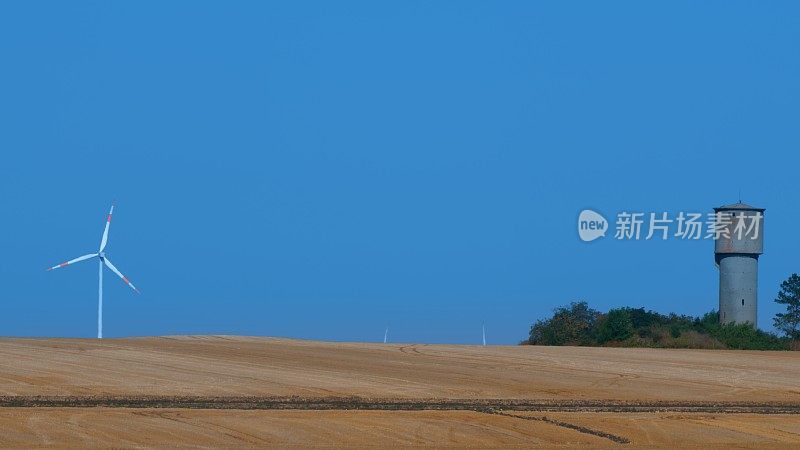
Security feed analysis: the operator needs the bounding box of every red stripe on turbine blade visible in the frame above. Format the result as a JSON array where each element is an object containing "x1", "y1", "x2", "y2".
[
  {"x1": 107, "y1": 214, "x2": 112, "y2": 222},
  {"x1": 123, "y1": 277, "x2": 129, "y2": 283},
  {"x1": 59, "y1": 262, "x2": 69, "y2": 267}
]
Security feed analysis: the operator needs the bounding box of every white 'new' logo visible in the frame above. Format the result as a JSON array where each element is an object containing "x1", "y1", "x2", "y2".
[{"x1": 578, "y1": 209, "x2": 607, "y2": 242}]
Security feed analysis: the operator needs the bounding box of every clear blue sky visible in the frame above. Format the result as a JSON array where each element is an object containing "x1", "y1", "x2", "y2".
[{"x1": 1, "y1": 2, "x2": 798, "y2": 343}]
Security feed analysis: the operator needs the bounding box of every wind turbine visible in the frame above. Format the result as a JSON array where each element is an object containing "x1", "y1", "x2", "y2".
[
  {"x1": 482, "y1": 323, "x2": 486, "y2": 346},
  {"x1": 47, "y1": 203, "x2": 140, "y2": 338},
  {"x1": 384, "y1": 327, "x2": 389, "y2": 344}
]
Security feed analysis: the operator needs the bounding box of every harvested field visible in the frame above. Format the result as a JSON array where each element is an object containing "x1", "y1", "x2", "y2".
[
  {"x1": 1, "y1": 336, "x2": 797, "y2": 401},
  {"x1": 1, "y1": 336, "x2": 799, "y2": 448},
  {"x1": 2, "y1": 409, "x2": 800, "y2": 448}
]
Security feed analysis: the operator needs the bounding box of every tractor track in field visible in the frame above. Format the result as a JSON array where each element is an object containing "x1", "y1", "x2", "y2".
[{"x1": 2, "y1": 396, "x2": 800, "y2": 414}]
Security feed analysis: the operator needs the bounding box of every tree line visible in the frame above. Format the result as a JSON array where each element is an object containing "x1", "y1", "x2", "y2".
[{"x1": 526, "y1": 274, "x2": 800, "y2": 350}]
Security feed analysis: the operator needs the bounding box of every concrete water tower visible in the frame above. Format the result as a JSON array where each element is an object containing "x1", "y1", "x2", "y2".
[{"x1": 714, "y1": 202, "x2": 765, "y2": 326}]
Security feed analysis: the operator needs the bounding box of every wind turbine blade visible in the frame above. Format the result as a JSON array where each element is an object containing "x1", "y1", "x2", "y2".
[
  {"x1": 47, "y1": 253, "x2": 98, "y2": 271},
  {"x1": 103, "y1": 258, "x2": 140, "y2": 293},
  {"x1": 99, "y1": 203, "x2": 115, "y2": 252}
]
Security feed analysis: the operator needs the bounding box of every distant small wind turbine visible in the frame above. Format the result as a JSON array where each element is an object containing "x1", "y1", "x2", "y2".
[
  {"x1": 384, "y1": 327, "x2": 389, "y2": 344},
  {"x1": 47, "y1": 203, "x2": 140, "y2": 339},
  {"x1": 482, "y1": 324, "x2": 486, "y2": 346}
]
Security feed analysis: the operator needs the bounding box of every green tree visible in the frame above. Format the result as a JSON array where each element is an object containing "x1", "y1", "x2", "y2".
[
  {"x1": 597, "y1": 308, "x2": 634, "y2": 343},
  {"x1": 695, "y1": 310, "x2": 720, "y2": 333},
  {"x1": 774, "y1": 274, "x2": 800, "y2": 340},
  {"x1": 622, "y1": 307, "x2": 666, "y2": 329},
  {"x1": 529, "y1": 301, "x2": 600, "y2": 346}
]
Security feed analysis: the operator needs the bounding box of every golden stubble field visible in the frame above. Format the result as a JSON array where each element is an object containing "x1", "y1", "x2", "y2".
[{"x1": 1, "y1": 336, "x2": 799, "y2": 448}]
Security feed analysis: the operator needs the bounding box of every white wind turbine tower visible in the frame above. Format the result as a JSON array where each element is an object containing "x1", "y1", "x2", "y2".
[
  {"x1": 47, "y1": 203, "x2": 140, "y2": 338},
  {"x1": 384, "y1": 327, "x2": 389, "y2": 344},
  {"x1": 482, "y1": 323, "x2": 486, "y2": 346}
]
